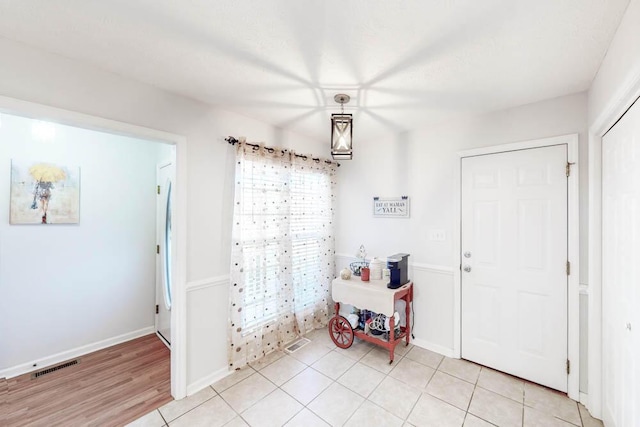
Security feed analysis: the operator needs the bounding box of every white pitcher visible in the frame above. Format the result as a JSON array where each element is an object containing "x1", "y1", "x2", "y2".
[{"x1": 368, "y1": 257, "x2": 384, "y2": 280}]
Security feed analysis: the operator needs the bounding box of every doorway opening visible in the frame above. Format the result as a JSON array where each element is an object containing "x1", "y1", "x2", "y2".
[
  {"x1": 0, "y1": 96, "x2": 187, "y2": 399},
  {"x1": 460, "y1": 144, "x2": 568, "y2": 391},
  {"x1": 453, "y1": 134, "x2": 580, "y2": 400}
]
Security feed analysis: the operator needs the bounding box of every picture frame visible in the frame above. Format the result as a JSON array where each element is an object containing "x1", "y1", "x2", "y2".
[
  {"x1": 10, "y1": 160, "x2": 80, "y2": 224},
  {"x1": 373, "y1": 196, "x2": 410, "y2": 218}
]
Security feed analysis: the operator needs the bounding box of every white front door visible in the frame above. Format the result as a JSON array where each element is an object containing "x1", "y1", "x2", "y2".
[
  {"x1": 156, "y1": 161, "x2": 174, "y2": 347},
  {"x1": 461, "y1": 145, "x2": 568, "y2": 392},
  {"x1": 602, "y1": 98, "x2": 640, "y2": 427}
]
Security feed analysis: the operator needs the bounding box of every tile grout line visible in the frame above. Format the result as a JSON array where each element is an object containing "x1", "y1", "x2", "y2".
[
  {"x1": 382, "y1": 351, "x2": 408, "y2": 423},
  {"x1": 214, "y1": 369, "x2": 267, "y2": 422},
  {"x1": 169, "y1": 328, "x2": 577, "y2": 427},
  {"x1": 302, "y1": 348, "x2": 365, "y2": 425},
  {"x1": 339, "y1": 393, "x2": 369, "y2": 426},
  {"x1": 402, "y1": 377, "x2": 427, "y2": 424},
  {"x1": 299, "y1": 336, "x2": 415, "y2": 425},
  {"x1": 576, "y1": 401, "x2": 585, "y2": 427},
  {"x1": 160, "y1": 389, "x2": 220, "y2": 425},
  {"x1": 157, "y1": 408, "x2": 169, "y2": 427},
  {"x1": 252, "y1": 348, "x2": 348, "y2": 425},
  {"x1": 464, "y1": 383, "x2": 500, "y2": 427},
  {"x1": 424, "y1": 367, "x2": 480, "y2": 424}
]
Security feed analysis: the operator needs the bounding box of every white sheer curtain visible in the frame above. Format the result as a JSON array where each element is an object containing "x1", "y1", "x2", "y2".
[{"x1": 228, "y1": 143, "x2": 336, "y2": 369}]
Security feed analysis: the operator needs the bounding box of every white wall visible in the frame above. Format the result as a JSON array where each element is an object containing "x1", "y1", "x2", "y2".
[
  {"x1": 589, "y1": 0, "x2": 640, "y2": 125},
  {"x1": 0, "y1": 37, "x2": 322, "y2": 388},
  {"x1": 0, "y1": 31, "x2": 599, "y2": 394},
  {"x1": 335, "y1": 92, "x2": 589, "y2": 385},
  {"x1": 0, "y1": 113, "x2": 172, "y2": 373},
  {"x1": 337, "y1": 92, "x2": 588, "y2": 275}
]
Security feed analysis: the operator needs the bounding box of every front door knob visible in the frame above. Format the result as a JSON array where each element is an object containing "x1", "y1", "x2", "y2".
[
  {"x1": 463, "y1": 265, "x2": 472, "y2": 272},
  {"x1": 463, "y1": 251, "x2": 472, "y2": 258}
]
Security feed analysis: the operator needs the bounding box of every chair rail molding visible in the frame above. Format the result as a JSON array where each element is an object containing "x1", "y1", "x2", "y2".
[
  {"x1": 335, "y1": 254, "x2": 454, "y2": 276},
  {"x1": 186, "y1": 275, "x2": 229, "y2": 292},
  {"x1": 411, "y1": 262, "x2": 454, "y2": 275}
]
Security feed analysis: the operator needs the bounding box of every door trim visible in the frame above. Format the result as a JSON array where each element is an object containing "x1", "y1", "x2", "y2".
[
  {"x1": 452, "y1": 134, "x2": 580, "y2": 400},
  {"x1": 0, "y1": 95, "x2": 188, "y2": 400},
  {"x1": 588, "y1": 70, "x2": 640, "y2": 418}
]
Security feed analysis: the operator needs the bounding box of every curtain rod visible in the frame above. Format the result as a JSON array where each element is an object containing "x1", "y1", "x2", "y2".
[{"x1": 225, "y1": 136, "x2": 340, "y2": 167}]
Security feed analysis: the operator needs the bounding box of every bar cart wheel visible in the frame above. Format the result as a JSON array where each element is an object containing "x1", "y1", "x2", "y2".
[{"x1": 328, "y1": 316, "x2": 354, "y2": 349}]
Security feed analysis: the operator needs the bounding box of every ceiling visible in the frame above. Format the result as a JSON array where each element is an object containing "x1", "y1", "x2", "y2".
[{"x1": 0, "y1": 0, "x2": 630, "y2": 142}]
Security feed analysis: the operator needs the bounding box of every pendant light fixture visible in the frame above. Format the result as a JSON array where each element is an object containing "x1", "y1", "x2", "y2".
[{"x1": 331, "y1": 94, "x2": 353, "y2": 160}]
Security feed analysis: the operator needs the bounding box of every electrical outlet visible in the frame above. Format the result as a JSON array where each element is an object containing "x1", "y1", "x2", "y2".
[{"x1": 429, "y1": 229, "x2": 446, "y2": 241}]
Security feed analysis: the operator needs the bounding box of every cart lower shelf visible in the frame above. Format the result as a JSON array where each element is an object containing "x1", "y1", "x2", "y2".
[
  {"x1": 328, "y1": 313, "x2": 409, "y2": 364},
  {"x1": 329, "y1": 279, "x2": 413, "y2": 363}
]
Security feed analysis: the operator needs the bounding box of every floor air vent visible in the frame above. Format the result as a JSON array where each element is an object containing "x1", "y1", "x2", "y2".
[
  {"x1": 284, "y1": 338, "x2": 311, "y2": 354},
  {"x1": 31, "y1": 359, "x2": 79, "y2": 379}
]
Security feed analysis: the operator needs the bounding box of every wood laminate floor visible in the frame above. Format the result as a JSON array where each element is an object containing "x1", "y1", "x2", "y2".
[{"x1": 5, "y1": 334, "x2": 171, "y2": 427}]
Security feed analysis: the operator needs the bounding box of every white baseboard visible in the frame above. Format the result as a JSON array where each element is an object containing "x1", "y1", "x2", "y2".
[
  {"x1": 412, "y1": 337, "x2": 455, "y2": 358},
  {"x1": 186, "y1": 366, "x2": 230, "y2": 396},
  {"x1": 580, "y1": 392, "x2": 588, "y2": 405},
  {"x1": 0, "y1": 326, "x2": 154, "y2": 379}
]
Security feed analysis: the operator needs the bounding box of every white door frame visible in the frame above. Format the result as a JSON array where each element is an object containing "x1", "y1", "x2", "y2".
[
  {"x1": 453, "y1": 134, "x2": 580, "y2": 401},
  {"x1": 587, "y1": 72, "x2": 640, "y2": 418},
  {"x1": 0, "y1": 95, "x2": 189, "y2": 400}
]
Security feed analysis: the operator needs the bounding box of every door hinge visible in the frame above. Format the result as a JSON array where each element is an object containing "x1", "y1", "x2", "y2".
[
  {"x1": 566, "y1": 359, "x2": 570, "y2": 375},
  {"x1": 566, "y1": 261, "x2": 571, "y2": 275},
  {"x1": 566, "y1": 162, "x2": 575, "y2": 177},
  {"x1": 157, "y1": 185, "x2": 160, "y2": 194},
  {"x1": 156, "y1": 244, "x2": 160, "y2": 254},
  {"x1": 156, "y1": 304, "x2": 159, "y2": 314}
]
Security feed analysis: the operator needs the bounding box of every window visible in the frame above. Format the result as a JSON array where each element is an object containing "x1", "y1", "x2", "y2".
[
  {"x1": 235, "y1": 157, "x2": 332, "y2": 332},
  {"x1": 229, "y1": 145, "x2": 335, "y2": 368}
]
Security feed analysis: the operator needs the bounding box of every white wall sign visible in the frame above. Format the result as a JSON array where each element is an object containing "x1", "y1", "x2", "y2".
[{"x1": 373, "y1": 197, "x2": 410, "y2": 218}]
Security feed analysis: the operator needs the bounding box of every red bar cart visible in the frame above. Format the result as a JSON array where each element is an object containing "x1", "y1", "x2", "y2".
[{"x1": 329, "y1": 277, "x2": 413, "y2": 363}]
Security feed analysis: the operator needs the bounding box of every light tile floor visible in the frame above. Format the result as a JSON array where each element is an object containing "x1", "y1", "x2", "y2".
[{"x1": 127, "y1": 327, "x2": 603, "y2": 427}]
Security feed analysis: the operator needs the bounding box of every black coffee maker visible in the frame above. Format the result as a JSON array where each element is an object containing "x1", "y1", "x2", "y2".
[{"x1": 387, "y1": 253, "x2": 410, "y2": 289}]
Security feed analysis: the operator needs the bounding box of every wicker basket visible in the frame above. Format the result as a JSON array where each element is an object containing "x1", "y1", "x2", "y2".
[{"x1": 349, "y1": 261, "x2": 369, "y2": 277}]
